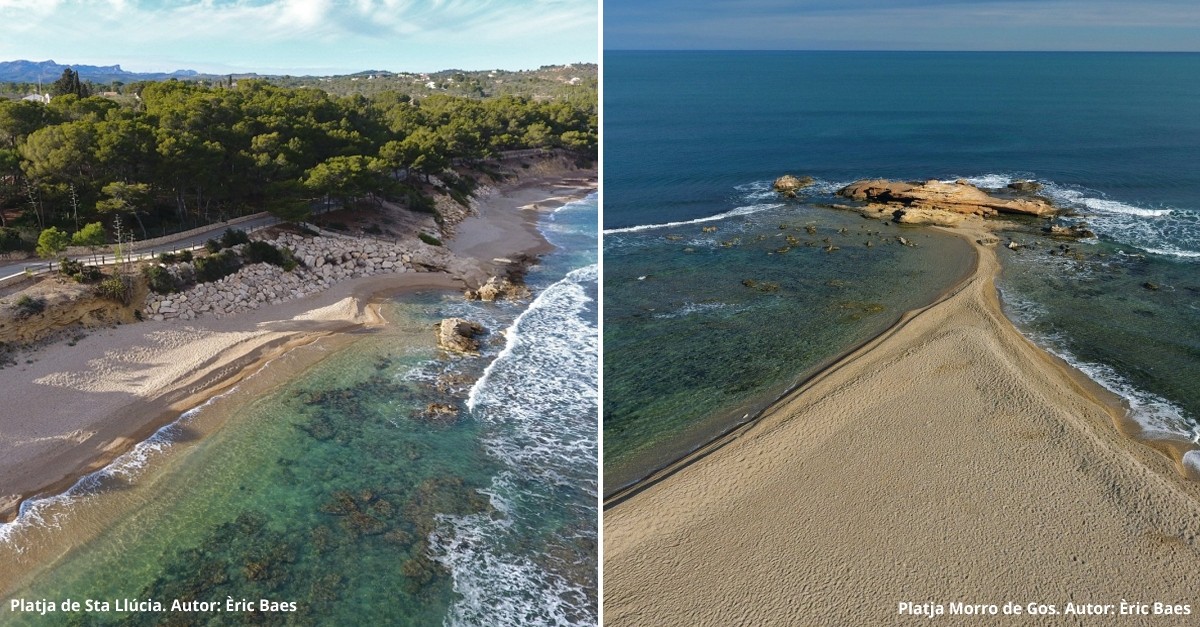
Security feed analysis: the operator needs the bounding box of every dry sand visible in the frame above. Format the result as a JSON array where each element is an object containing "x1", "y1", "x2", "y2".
[
  {"x1": 449, "y1": 175, "x2": 597, "y2": 274},
  {"x1": 0, "y1": 170, "x2": 596, "y2": 525},
  {"x1": 604, "y1": 226, "x2": 1200, "y2": 625}
]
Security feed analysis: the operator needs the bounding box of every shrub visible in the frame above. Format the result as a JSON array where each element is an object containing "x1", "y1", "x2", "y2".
[
  {"x1": 0, "y1": 228, "x2": 31, "y2": 253},
  {"x1": 159, "y1": 252, "x2": 178, "y2": 264},
  {"x1": 12, "y1": 294, "x2": 46, "y2": 318},
  {"x1": 244, "y1": 241, "x2": 299, "y2": 272},
  {"x1": 243, "y1": 240, "x2": 283, "y2": 265},
  {"x1": 418, "y1": 233, "x2": 443, "y2": 247},
  {"x1": 59, "y1": 258, "x2": 84, "y2": 276},
  {"x1": 220, "y1": 228, "x2": 250, "y2": 248},
  {"x1": 72, "y1": 266, "x2": 103, "y2": 284},
  {"x1": 143, "y1": 265, "x2": 178, "y2": 294},
  {"x1": 95, "y1": 276, "x2": 133, "y2": 304},
  {"x1": 204, "y1": 238, "x2": 221, "y2": 254},
  {"x1": 194, "y1": 250, "x2": 242, "y2": 283},
  {"x1": 179, "y1": 250, "x2": 193, "y2": 263},
  {"x1": 404, "y1": 188, "x2": 437, "y2": 215},
  {"x1": 444, "y1": 173, "x2": 477, "y2": 208}
]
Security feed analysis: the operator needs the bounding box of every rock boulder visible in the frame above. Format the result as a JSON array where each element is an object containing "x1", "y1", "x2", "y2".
[
  {"x1": 464, "y1": 276, "x2": 531, "y2": 302},
  {"x1": 436, "y1": 318, "x2": 485, "y2": 355},
  {"x1": 1008, "y1": 180, "x2": 1043, "y2": 193},
  {"x1": 773, "y1": 174, "x2": 815, "y2": 197}
]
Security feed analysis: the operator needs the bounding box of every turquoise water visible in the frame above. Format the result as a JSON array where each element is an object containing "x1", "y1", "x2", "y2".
[
  {"x1": 0, "y1": 195, "x2": 598, "y2": 625},
  {"x1": 604, "y1": 51, "x2": 1200, "y2": 489},
  {"x1": 604, "y1": 194, "x2": 972, "y2": 492}
]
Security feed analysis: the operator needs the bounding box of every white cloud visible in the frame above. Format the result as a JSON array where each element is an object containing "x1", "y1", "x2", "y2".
[{"x1": 0, "y1": 0, "x2": 596, "y2": 72}]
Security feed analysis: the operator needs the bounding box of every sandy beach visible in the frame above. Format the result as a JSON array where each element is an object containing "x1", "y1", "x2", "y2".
[
  {"x1": 0, "y1": 167, "x2": 596, "y2": 527},
  {"x1": 604, "y1": 226, "x2": 1200, "y2": 625}
]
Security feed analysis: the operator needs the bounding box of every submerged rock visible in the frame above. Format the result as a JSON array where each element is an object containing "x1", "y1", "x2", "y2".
[
  {"x1": 435, "y1": 318, "x2": 485, "y2": 355},
  {"x1": 741, "y1": 279, "x2": 780, "y2": 293},
  {"x1": 1042, "y1": 223, "x2": 1096, "y2": 239},
  {"x1": 419, "y1": 403, "x2": 459, "y2": 425}
]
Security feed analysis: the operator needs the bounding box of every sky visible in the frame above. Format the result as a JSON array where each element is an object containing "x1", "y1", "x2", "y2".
[
  {"x1": 606, "y1": 0, "x2": 1200, "y2": 52},
  {"x1": 0, "y1": 0, "x2": 598, "y2": 75}
]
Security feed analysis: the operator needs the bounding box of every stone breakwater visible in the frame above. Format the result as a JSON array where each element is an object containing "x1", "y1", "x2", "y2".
[{"x1": 144, "y1": 230, "x2": 460, "y2": 321}]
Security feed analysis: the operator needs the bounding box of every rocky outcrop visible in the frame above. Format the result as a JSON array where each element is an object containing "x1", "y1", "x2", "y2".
[
  {"x1": 891, "y1": 207, "x2": 966, "y2": 227},
  {"x1": 436, "y1": 318, "x2": 485, "y2": 355},
  {"x1": 836, "y1": 179, "x2": 1057, "y2": 223},
  {"x1": 773, "y1": 174, "x2": 815, "y2": 197},
  {"x1": 464, "y1": 276, "x2": 530, "y2": 302}
]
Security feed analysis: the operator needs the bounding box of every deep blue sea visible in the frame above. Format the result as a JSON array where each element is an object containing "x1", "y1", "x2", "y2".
[{"x1": 604, "y1": 51, "x2": 1200, "y2": 491}]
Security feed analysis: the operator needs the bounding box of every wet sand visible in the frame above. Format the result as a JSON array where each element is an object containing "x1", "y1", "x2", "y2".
[{"x1": 603, "y1": 224, "x2": 1200, "y2": 625}]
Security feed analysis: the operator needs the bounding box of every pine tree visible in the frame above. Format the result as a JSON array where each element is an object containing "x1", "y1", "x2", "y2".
[{"x1": 50, "y1": 68, "x2": 90, "y2": 99}]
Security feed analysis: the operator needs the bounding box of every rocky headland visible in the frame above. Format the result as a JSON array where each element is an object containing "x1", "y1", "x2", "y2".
[
  {"x1": 835, "y1": 178, "x2": 1056, "y2": 225},
  {"x1": 771, "y1": 174, "x2": 1066, "y2": 228}
]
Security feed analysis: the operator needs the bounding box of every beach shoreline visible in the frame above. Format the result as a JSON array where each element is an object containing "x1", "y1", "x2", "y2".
[
  {"x1": 604, "y1": 229, "x2": 978, "y2": 504},
  {"x1": 604, "y1": 221, "x2": 1200, "y2": 625},
  {"x1": 0, "y1": 167, "x2": 597, "y2": 528}
]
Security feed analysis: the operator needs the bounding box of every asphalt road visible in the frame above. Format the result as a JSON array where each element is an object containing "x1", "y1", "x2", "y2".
[{"x1": 0, "y1": 215, "x2": 280, "y2": 284}]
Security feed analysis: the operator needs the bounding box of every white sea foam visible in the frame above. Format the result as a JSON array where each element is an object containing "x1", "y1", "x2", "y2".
[
  {"x1": 1143, "y1": 246, "x2": 1200, "y2": 259},
  {"x1": 440, "y1": 260, "x2": 598, "y2": 625},
  {"x1": 1006, "y1": 311, "x2": 1199, "y2": 442},
  {"x1": 0, "y1": 393, "x2": 228, "y2": 548},
  {"x1": 938, "y1": 173, "x2": 1199, "y2": 259},
  {"x1": 467, "y1": 264, "x2": 596, "y2": 412},
  {"x1": 944, "y1": 173, "x2": 1022, "y2": 189},
  {"x1": 431, "y1": 473, "x2": 593, "y2": 627},
  {"x1": 552, "y1": 192, "x2": 597, "y2": 214},
  {"x1": 1044, "y1": 185, "x2": 1172, "y2": 218},
  {"x1": 652, "y1": 301, "x2": 728, "y2": 319},
  {"x1": 1184, "y1": 451, "x2": 1200, "y2": 475},
  {"x1": 733, "y1": 180, "x2": 778, "y2": 202},
  {"x1": 603, "y1": 203, "x2": 783, "y2": 235}
]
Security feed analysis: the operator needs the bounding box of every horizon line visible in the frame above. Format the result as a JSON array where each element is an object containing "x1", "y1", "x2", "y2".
[
  {"x1": 0, "y1": 58, "x2": 598, "y2": 79},
  {"x1": 604, "y1": 49, "x2": 1200, "y2": 54}
]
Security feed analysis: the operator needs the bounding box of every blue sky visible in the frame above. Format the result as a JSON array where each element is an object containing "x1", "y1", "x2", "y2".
[
  {"x1": 606, "y1": 0, "x2": 1200, "y2": 51},
  {"x1": 0, "y1": 0, "x2": 597, "y2": 75}
]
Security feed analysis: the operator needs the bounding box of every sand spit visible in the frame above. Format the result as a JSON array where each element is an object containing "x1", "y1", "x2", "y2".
[
  {"x1": 0, "y1": 170, "x2": 596, "y2": 526},
  {"x1": 604, "y1": 225, "x2": 1200, "y2": 625}
]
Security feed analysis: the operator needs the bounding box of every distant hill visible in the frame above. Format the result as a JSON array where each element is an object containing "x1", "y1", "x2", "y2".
[
  {"x1": 0, "y1": 60, "x2": 596, "y2": 102},
  {"x1": 0, "y1": 59, "x2": 198, "y2": 84}
]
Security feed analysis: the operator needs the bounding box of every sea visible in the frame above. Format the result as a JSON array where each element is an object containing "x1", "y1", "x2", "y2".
[
  {"x1": 0, "y1": 194, "x2": 598, "y2": 626},
  {"x1": 603, "y1": 51, "x2": 1200, "y2": 494}
]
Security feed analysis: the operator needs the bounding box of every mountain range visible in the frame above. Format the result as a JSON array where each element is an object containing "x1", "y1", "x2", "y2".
[{"x1": 0, "y1": 60, "x2": 198, "y2": 84}]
